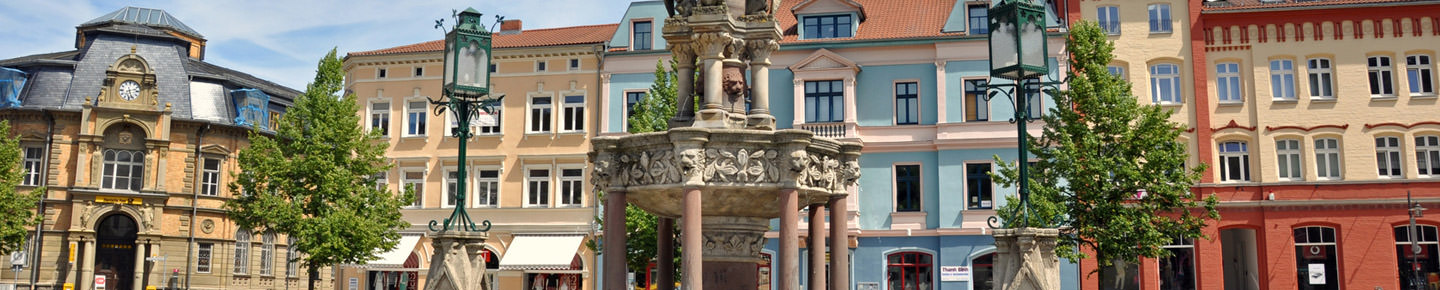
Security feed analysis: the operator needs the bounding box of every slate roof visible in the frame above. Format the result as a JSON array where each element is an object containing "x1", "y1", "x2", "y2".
[
  {"x1": 184, "y1": 59, "x2": 300, "y2": 103},
  {"x1": 1202, "y1": 0, "x2": 1440, "y2": 11},
  {"x1": 347, "y1": 23, "x2": 619, "y2": 57},
  {"x1": 80, "y1": 7, "x2": 204, "y2": 39},
  {"x1": 0, "y1": 51, "x2": 80, "y2": 67}
]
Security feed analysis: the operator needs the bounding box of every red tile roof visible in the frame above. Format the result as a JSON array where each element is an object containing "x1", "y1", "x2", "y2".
[
  {"x1": 348, "y1": 23, "x2": 619, "y2": 57},
  {"x1": 777, "y1": 0, "x2": 964, "y2": 44},
  {"x1": 1202, "y1": 0, "x2": 1435, "y2": 12}
]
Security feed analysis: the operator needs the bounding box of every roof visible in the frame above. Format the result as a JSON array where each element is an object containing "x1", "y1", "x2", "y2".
[
  {"x1": 776, "y1": 0, "x2": 963, "y2": 44},
  {"x1": 0, "y1": 51, "x2": 80, "y2": 67},
  {"x1": 79, "y1": 7, "x2": 203, "y2": 39},
  {"x1": 1202, "y1": 0, "x2": 1440, "y2": 12},
  {"x1": 347, "y1": 23, "x2": 618, "y2": 57},
  {"x1": 184, "y1": 59, "x2": 301, "y2": 101}
]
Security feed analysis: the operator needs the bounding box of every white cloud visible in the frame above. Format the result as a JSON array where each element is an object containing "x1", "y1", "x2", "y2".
[{"x1": 0, "y1": 0, "x2": 634, "y2": 90}]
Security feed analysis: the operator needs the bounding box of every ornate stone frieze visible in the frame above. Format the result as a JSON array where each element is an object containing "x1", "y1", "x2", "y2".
[
  {"x1": 619, "y1": 149, "x2": 681, "y2": 187},
  {"x1": 699, "y1": 216, "x2": 769, "y2": 262},
  {"x1": 702, "y1": 148, "x2": 778, "y2": 183}
]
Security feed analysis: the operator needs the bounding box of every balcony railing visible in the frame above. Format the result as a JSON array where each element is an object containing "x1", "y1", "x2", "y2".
[{"x1": 798, "y1": 122, "x2": 853, "y2": 139}]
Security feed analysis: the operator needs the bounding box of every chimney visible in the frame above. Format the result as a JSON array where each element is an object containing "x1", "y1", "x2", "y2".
[{"x1": 501, "y1": 19, "x2": 522, "y2": 35}]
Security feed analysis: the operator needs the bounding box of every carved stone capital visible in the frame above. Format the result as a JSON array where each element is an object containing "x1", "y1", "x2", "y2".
[
  {"x1": 692, "y1": 32, "x2": 733, "y2": 59},
  {"x1": 746, "y1": 39, "x2": 779, "y2": 64},
  {"x1": 700, "y1": 216, "x2": 769, "y2": 262}
]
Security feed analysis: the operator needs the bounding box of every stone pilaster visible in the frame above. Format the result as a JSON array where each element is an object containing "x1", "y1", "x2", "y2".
[
  {"x1": 423, "y1": 231, "x2": 489, "y2": 290},
  {"x1": 992, "y1": 228, "x2": 1061, "y2": 290}
]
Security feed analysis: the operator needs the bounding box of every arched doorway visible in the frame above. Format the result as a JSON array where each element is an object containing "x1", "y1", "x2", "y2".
[{"x1": 95, "y1": 214, "x2": 138, "y2": 290}]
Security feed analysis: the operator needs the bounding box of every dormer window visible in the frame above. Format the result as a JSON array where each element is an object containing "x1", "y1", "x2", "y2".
[{"x1": 802, "y1": 14, "x2": 853, "y2": 39}]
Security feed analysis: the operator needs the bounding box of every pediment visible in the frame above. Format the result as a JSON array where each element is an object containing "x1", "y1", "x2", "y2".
[
  {"x1": 792, "y1": 0, "x2": 866, "y2": 20},
  {"x1": 789, "y1": 49, "x2": 860, "y2": 73},
  {"x1": 199, "y1": 144, "x2": 232, "y2": 155}
]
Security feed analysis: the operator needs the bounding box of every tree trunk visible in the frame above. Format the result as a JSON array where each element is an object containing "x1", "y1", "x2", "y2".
[{"x1": 308, "y1": 265, "x2": 318, "y2": 290}]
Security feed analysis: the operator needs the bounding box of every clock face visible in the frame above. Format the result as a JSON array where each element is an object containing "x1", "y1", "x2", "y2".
[{"x1": 118, "y1": 80, "x2": 140, "y2": 101}]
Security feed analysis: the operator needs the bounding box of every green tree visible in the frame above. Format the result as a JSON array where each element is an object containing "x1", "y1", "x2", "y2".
[
  {"x1": 226, "y1": 48, "x2": 414, "y2": 290},
  {"x1": 0, "y1": 120, "x2": 41, "y2": 256},
  {"x1": 992, "y1": 21, "x2": 1219, "y2": 273}
]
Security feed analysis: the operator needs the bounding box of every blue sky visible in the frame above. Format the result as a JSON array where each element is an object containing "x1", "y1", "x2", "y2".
[{"x1": 0, "y1": 0, "x2": 635, "y2": 90}]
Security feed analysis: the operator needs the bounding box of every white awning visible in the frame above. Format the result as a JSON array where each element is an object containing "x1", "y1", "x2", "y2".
[
  {"x1": 499, "y1": 235, "x2": 585, "y2": 271},
  {"x1": 366, "y1": 234, "x2": 422, "y2": 268}
]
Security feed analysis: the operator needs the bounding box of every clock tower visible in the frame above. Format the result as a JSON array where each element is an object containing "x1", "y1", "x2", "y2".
[{"x1": 98, "y1": 48, "x2": 159, "y2": 111}]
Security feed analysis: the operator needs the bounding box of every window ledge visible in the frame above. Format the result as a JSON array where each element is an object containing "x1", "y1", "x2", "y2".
[
  {"x1": 1308, "y1": 97, "x2": 1337, "y2": 103},
  {"x1": 1371, "y1": 95, "x2": 1399, "y2": 101},
  {"x1": 1149, "y1": 31, "x2": 1174, "y2": 35},
  {"x1": 1218, "y1": 100, "x2": 1245, "y2": 106},
  {"x1": 401, "y1": 135, "x2": 428, "y2": 141},
  {"x1": 1158, "y1": 102, "x2": 1184, "y2": 108},
  {"x1": 523, "y1": 205, "x2": 550, "y2": 209},
  {"x1": 1411, "y1": 94, "x2": 1438, "y2": 99},
  {"x1": 558, "y1": 130, "x2": 586, "y2": 135},
  {"x1": 1270, "y1": 98, "x2": 1298, "y2": 104}
]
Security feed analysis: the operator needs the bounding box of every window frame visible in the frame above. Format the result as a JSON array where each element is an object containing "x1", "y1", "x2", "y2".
[
  {"x1": 197, "y1": 242, "x2": 213, "y2": 273},
  {"x1": 632, "y1": 20, "x2": 653, "y2": 51},
  {"x1": 1219, "y1": 141, "x2": 1251, "y2": 182},
  {"x1": 528, "y1": 96, "x2": 554, "y2": 133},
  {"x1": 443, "y1": 166, "x2": 462, "y2": 208},
  {"x1": 376, "y1": 67, "x2": 387, "y2": 79},
  {"x1": 963, "y1": 78, "x2": 989, "y2": 122},
  {"x1": 801, "y1": 14, "x2": 855, "y2": 39},
  {"x1": 1272, "y1": 59, "x2": 1297, "y2": 100},
  {"x1": 234, "y1": 229, "x2": 251, "y2": 275},
  {"x1": 201, "y1": 157, "x2": 222, "y2": 196},
  {"x1": 558, "y1": 166, "x2": 585, "y2": 207},
  {"x1": 968, "y1": 5, "x2": 990, "y2": 35},
  {"x1": 260, "y1": 232, "x2": 275, "y2": 276},
  {"x1": 1097, "y1": 6, "x2": 1120, "y2": 35},
  {"x1": 413, "y1": 66, "x2": 424, "y2": 77},
  {"x1": 1394, "y1": 224, "x2": 1440, "y2": 289},
  {"x1": 525, "y1": 166, "x2": 552, "y2": 208},
  {"x1": 1370, "y1": 56, "x2": 1397, "y2": 97},
  {"x1": 1314, "y1": 138, "x2": 1343, "y2": 180},
  {"x1": 474, "y1": 167, "x2": 501, "y2": 208},
  {"x1": 1306, "y1": 58, "x2": 1334, "y2": 99},
  {"x1": 885, "y1": 251, "x2": 935, "y2": 290},
  {"x1": 623, "y1": 90, "x2": 648, "y2": 131},
  {"x1": 101, "y1": 149, "x2": 145, "y2": 191},
  {"x1": 22, "y1": 146, "x2": 43, "y2": 186},
  {"x1": 965, "y1": 162, "x2": 994, "y2": 210},
  {"x1": 1408, "y1": 54, "x2": 1436, "y2": 96},
  {"x1": 404, "y1": 99, "x2": 428, "y2": 137},
  {"x1": 1293, "y1": 226, "x2": 1340, "y2": 290},
  {"x1": 1377, "y1": 136, "x2": 1405, "y2": 178},
  {"x1": 1150, "y1": 64, "x2": 1183, "y2": 104},
  {"x1": 369, "y1": 100, "x2": 391, "y2": 137},
  {"x1": 1147, "y1": 4, "x2": 1173, "y2": 33},
  {"x1": 804, "y1": 80, "x2": 845, "y2": 123},
  {"x1": 403, "y1": 168, "x2": 426, "y2": 208},
  {"x1": 536, "y1": 60, "x2": 547, "y2": 72},
  {"x1": 569, "y1": 58, "x2": 581, "y2": 71},
  {"x1": 1416, "y1": 135, "x2": 1440, "y2": 177},
  {"x1": 286, "y1": 236, "x2": 298, "y2": 277},
  {"x1": 1276, "y1": 139, "x2": 1303, "y2": 181},
  {"x1": 561, "y1": 95, "x2": 586, "y2": 132},
  {"x1": 893, "y1": 164, "x2": 923, "y2": 212},
  {"x1": 1216, "y1": 62, "x2": 1243, "y2": 103},
  {"x1": 1159, "y1": 237, "x2": 1197, "y2": 290},
  {"x1": 894, "y1": 81, "x2": 920, "y2": 125}
]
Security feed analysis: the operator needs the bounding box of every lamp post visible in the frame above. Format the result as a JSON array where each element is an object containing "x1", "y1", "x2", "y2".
[
  {"x1": 986, "y1": 0, "x2": 1054, "y2": 228},
  {"x1": 1409, "y1": 191, "x2": 1428, "y2": 290},
  {"x1": 427, "y1": 8, "x2": 503, "y2": 233}
]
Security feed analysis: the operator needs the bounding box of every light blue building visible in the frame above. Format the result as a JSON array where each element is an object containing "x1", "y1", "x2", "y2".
[{"x1": 598, "y1": 1, "x2": 1080, "y2": 289}]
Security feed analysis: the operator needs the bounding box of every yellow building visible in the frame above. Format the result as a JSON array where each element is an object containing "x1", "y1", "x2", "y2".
[
  {"x1": 0, "y1": 7, "x2": 332, "y2": 290},
  {"x1": 341, "y1": 20, "x2": 615, "y2": 290}
]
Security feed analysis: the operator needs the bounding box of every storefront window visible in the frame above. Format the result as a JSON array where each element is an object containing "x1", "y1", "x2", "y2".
[
  {"x1": 1295, "y1": 226, "x2": 1339, "y2": 290},
  {"x1": 1160, "y1": 237, "x2": 1196, "y2": 290},
  {"x1": 1100, "y1": 258, "x2": 1139, "y2": 290},
  {"x1": 973, "y1": 253, "x2": 995, "y2": 290},
  {"x1": 887, "y1": 251, "x2": 933, "y2": 290},
  {"x1": 1396, "y1": 225, "x2": 1440, "y2": 290}
]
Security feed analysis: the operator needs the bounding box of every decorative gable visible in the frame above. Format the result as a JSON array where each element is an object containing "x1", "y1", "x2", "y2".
[{"x1": 789, "y1": 48, "x2": 860, "y2": 73}]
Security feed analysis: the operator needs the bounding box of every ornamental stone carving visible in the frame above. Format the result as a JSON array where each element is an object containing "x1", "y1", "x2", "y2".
[
  {"x1": 620, "y1": 150, "x2": 682, "y2": 187},
  {"x1": 702, "y1": 148, "x2": 778, "y2": 183}
]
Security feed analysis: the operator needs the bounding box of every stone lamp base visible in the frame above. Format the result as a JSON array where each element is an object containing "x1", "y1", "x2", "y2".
[
  {"x1": 993, "y1": 228, "x2": 1061, "y2": 290},
  {"x1": 424, "y1": 231, "x2": 491, "y2": 290}
]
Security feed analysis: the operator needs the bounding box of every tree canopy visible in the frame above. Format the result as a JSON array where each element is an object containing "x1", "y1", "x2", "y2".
[
  {"x1": 0, "y1": 120, "x2": 41, "y2": 256},
  {"x1": 993, "y1": 21, "x2": 1219, "y2": 268},
  {"x1": 226, "y1": 48, "x2": 414, "y2": 289}
]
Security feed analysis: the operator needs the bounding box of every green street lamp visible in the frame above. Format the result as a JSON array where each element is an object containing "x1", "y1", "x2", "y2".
[
  {"x1": 987, "y1": 0, "x2": 1055, "y2": 229},
  {"x1": 428, "y1": 8, "x2": 503, "y2": 232}
]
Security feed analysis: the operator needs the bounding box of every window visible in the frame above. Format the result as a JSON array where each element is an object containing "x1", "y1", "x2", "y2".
[
  {"x1": 1395, "y1": 225, "x2": 1440, "y2": 290},
  {"x1": 1217, "y1": 63, "x2": 1242, "y2": 103},
  {"x1": 529, "y1": 97, "x2": 553, "y2": 133},
  {"x1": 201, "y1": 158, "x2": 221, "y2": 196},
  {"x1": 1108, "y1": 66, "x2": 1126, "y2": 78},
  {"x1": 1269, "y1": 60, "x2": 1297, "y2": 100},
  {"x1": 445, "y1": 169, "x2": 461, "y2": 208},
  {"x1": 625, "y1": 91, "x2": 646, "y2": 119},
  {"x1": 886, "y1": 252, "x2": 933, "y2": 290},
  {"x1": 895, "y1": 82, "x2": 919, "y2": 125},
  {"x1": 197, "y1": 243, "x2": 213, "y2": 273},
  {"x1": 475, "y1": 169, "x2": 500, "y2": 207},
  {"x1": 406, "y1": 101, "x2": 427, "y2": 136},
  {"x1": 1151, "y1": 64, "x2": 1182, "y2": 104},
  {"x1": 370, "y1": 102, "x2": 390, "y2": 135},
  {"x1": 1408, "y1": 55, "x2": 1435, "y2": 95},
  {"x1": 526, "y1": 168, "x2": 550, "y2": 207},
  {"x1": 478, "y1": 106, "x2": 501, "y2": 135},
  {"x1": 102, "y1": 149, "x2": 145, "y2": 191},
  {"x1": 972, "y1": 253, "x2": 995, "y2": 290},
  {"x1": 1097, "y1": 6, "x2": 1120, "y2": 35},
  {"x1": 286, "y1": 236, "x2": 298, "y2": 277},
  {"x1": 804, "y1": 80, "x2": 844, "y2": 123},
  {"x1": 1159, "y1": 237, "x2": 1196, "y2": 290},
  {"x1": 1307, "y1": 59, "x2": 1333, "y2": 99},
  {"x1": 1378, "y1": 136, "x2": 1404, "y2": 178},
  {"x1": 1276, "y1": 139, "x2": 1303, "y2": 180},
  {"x1": 632, "y1": 21, "x2": 652, "y2": 50},
  {"x1": 1295, "y1": 226, "x2": 1339, "y2": 290},
  {"x1": 1315, "y1": 138, "x2": 1342, "y2": 179},
  {"x1": 1024, "y1": 80, "x2": 1044, "y2": 119},
  {"x1": 489, "y1": 64, "x2": 497, "y2": 73},
  {"x1": 414, "y1": 67, "x2": 424, "y2": 77},
  {"x1": 894, "y1": 165, "x2": 921, "y2": 212},
  {"x1": 803, "y1": 14, "x2": 853, "y2": 39},
  {"x1": 562, "y1": 95, "x2": 585, "y2": 132},
  {"x1": 1417, "y1": 136, "x2": 1440, "y2": 176},
  {"x1": 372, "y1": 171, "x2": 388, "y2": 191},
  {"x1": 964, "y1": 79, "x2": 989, "y2": 122},
  {"x1": 235, "y1": 229, "x2": 251, "y2": 274},
  {"x1": 377, "y1": 68, "x2": 387, "y2": 79},
  {"x1": 1219, "y1": 141, "x2": 1250, "y2": 182},
  {"x1": 559, "y1": 168, "x2": 583, "y2": 207},
  {"x1": 22, "y1": 147, "x2": 42, "y2": 186},
  {"x1": 569, "y1": 59, "x2": 580, "y2": 70},
  {"x1": 405, "y1": 170, "x2": 425, "y2": 208},
  {"x1": 1100, "y1": 258, "x2": 1140, "y2": 290},
  {"x1": 537, "y1": 61, "x2": 547, "y2": 72},
  {"x1": 966, "y1": 163, "x2": 993, "y2": 209},
  {"x1": 261, "y1": 232, "x2": 275, "y2": 276},
  {"x1": 969, "y1": 5, "x2": 989, "y2": 35},
  {"x1": 1147, "y1": 4, "x2": 1172, "y2": 33},
  {"x1": 1371, "y1": 56, "x2": 1397, "y2": 96}
]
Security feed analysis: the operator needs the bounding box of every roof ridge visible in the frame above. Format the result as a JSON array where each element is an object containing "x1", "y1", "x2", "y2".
[{"x1": 515, "y1": 23, "x2": 619, "y2": 33}]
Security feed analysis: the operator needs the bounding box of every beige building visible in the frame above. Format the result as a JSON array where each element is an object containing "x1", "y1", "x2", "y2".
[
  {"x1": 0, "y1": 7, "x2": 332, "y2": 290},
  {"x1": 341, "y1": 20, "x2": 615, "y2": 290}
]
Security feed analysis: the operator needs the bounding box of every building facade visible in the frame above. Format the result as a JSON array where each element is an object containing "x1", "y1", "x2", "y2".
[
  {"x1": 341, "y1": 20, "x2": 615, "y2": 290},
  {"x1": 0, "y1": 7, "x2": 332, "y2": 290},
  {"x1": 1072, "y1": 1, "x2": 1440, "y2": 290},
  {"x1": 599, "y1": 1, "x2": 1080, "y2": 289}
]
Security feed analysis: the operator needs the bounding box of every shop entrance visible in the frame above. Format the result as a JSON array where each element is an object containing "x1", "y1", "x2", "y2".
[{"x1": 95, "y1": 214, "x2": 138, "y2": 290}]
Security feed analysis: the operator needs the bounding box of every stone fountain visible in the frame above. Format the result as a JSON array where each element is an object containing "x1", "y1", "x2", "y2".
[{"x1": 590, "y1": 1, "x2": 862, "y2": 289}]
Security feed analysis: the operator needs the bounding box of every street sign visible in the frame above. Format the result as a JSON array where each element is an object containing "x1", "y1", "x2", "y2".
[
  {"x1": 145, "y1": 256, "x2": 165, "y2": 262},
  {"x1": 94, "y1": 275, "x2": 106, "y2": 290}
]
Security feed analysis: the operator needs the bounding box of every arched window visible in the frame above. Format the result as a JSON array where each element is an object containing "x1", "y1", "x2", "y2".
[
  {"x1": 102, "y1": 149, "x2": 145, "y2": 191},
  {"x1": 1219, "y1": 141, "x2": 1250, "y2": 182},
  {"x1": 260, "y1": 232, "x2": 275, "y2": 276},
  {"x1": 1150, "y1": 64, "x2": 1182, "y2": 104},
  {"x1": 972, "y1": 253, "x2": 995, "y2": 290},
  {"x1": 887, "y1": 251, "x2": 933, "y2": 290},
  {"x1": 1396, "y1": 224, "x2": 1440, "y2": 290},
  {"x1": 1295, "y1": 226, "x2": 1339, "y2": 290},
  {"x1": 234, "y1": 229, "x2": 251, "y2": 274},
  {"x1": 1417, "y1": 135, "x2": 1440, "y2": 176}
]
